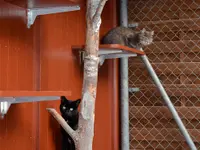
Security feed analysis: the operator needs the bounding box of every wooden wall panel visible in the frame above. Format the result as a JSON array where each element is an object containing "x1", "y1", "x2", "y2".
[
  {"x1": 0, "y1": 0, "x2": 118, "y2": 150},
  {"x1": 0, "y1": 8, "x2": 37, "y2": 150}
]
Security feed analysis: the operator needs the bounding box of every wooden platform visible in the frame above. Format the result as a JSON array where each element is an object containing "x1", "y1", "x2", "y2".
[
  {"x1": 0, "y1": 91, "x2": 71, "y2": 97},
  {"x1": 0, "y1": 91, "x2": 71, "y2": 103},
  {"x1": 72, "y1": 44, "x2": 145, "y2": 55},
  {"x1": 0, "y1": 1, "x2": 80, "y2": 28},
  {"x1": 72, "y1": 44, "x2": 145, "y2": 66}
]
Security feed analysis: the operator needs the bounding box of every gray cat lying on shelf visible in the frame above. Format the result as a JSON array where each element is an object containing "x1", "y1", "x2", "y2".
[{"x1": 101, "y1": 26, "x2": 154, "y2": 49}]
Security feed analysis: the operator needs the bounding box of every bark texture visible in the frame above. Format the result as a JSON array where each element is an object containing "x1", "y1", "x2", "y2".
[{"x1": 47, "y1": 0, "x2": 108, "y2": 150}]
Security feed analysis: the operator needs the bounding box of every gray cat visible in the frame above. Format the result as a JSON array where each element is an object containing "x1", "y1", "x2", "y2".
[{"x1": 101, "y1": 26, "x2": 154, "y2": 49}]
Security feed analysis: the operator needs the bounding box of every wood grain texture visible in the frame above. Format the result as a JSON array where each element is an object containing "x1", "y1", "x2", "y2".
[
  {"x1": 0, "y1": 0, "x2": 119, "y2": 150},
  {"x1": 0, "y1": 2, "x2": 37, "y2": 150}
]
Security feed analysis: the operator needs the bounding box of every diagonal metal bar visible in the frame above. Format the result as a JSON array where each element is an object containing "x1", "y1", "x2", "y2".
[{"x1": 141, "y1": 54, "x2": 197, "y2": 150}]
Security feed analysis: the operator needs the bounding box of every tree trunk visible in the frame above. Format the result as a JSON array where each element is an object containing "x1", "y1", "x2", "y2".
[
  {"x1": 47, "y1": 0, "x2": 108, "y2": 150},
  {"x1": 77, "y1": 0, "x2": 106, "y2": 149}
]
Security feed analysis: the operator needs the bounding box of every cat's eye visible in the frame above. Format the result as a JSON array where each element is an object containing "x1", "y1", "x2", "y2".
[
  {"x1": 70, "y1": 108, "x2": 74, "y2": 111},
  {"x1": 63, "y1": 106, "x2": 66, "y2": 110}
]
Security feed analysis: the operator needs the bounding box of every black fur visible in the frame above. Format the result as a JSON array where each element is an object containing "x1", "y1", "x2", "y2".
[{"x1": 60, "y1": 96, "x2": 81, "y2": 150}]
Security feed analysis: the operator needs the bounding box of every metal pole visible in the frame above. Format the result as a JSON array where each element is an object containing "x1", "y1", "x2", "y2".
[
  {"x1": 141, "y1": 54, "x2": 197, "y2": 150},
  {"x1": 120, "y1": 0, "x2": 129, "y2": 150}
]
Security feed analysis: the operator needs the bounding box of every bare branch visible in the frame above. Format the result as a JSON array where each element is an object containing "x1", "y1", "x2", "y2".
[
  {"x1": 92, "y1": 0, "x2": 108, "y2": 24},
  {"x1": 46, "y1": 108, "x2": 78, "y2": 141},
  {"x1": 86, "y1": 0, "x2": 92, "y2": 21}
]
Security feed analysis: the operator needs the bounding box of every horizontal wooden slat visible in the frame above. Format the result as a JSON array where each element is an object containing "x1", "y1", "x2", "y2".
[
  {"x1": 0, "y1": 91, "x2": 71, "y2": 97},
  {"x1": 180, "y1": 30, "x2": 200, "y2": 40},
  {"x1": 130, "y1": 140, "x2": 187, "y2": 150},
  {"x1": 129, "y1": 8, "x2": 200, "y2": 22},
  {"x1": 129, "y1": 93, "x2": 181, "y2": 107},
  {"x1": 128, "y1": 10, "x2": 179, "y2": 22},
  {"x1": 3, "y1": 0, "x2": 79, "y2": 8},
  {"x1": 129, "y1": 62, "x2": 200, "y2": 75},
  {"x1": 130, "y1": 106, "x2": 200, "y2": 120},
  {"x1": 129, "y1": 8, "x2": 200, "y2": 23},
  {"x1": 133, "y1": 18, "x2": 200, "y2": 32},
  {"x1": 131, "y1": 127, "x2": 200, "y2": 142},
  {"x1": 154, "y1": 31, "x2": 180, "y2": 41},
  {"x1": 130, "y1": 117, "x2": 200, "y2": 129},
  {"x1": 143, "y1": 31, "x2": 200, "y2": 42},
  {"x1": 134, "y1": 84, "x2": 200, "y2": 89},
  {"x1": 129, "y1": 53, "x2": 181, "y2": 63},
  {"x1": 129, "y1": 0, "x2": 200, "y2": 14},
  {"x1": 144, "y1": 40, "x2": 200, "y2": 54},
  {"x1": 180, "y1": 9, "x2": 200, "y2": 19},
  {"x1": 130, "y1": 90, "x2": 200, "y2": 107},
  {"x1": 129, "y1": 84, "x2": 200, "y2": 97},
  {"x1": 129, "y1": 67, "x2": 200, "y2": 85}
]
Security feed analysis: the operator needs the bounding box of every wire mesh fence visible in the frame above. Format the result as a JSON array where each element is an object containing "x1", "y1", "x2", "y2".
[{"x1": 128, "y1": 0, "x2": 200, "y2": 149}]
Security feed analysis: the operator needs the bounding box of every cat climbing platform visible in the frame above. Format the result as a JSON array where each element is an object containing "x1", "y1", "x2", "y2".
[
  {"x1": 72, "y1": 44, "x2": 145, "y2": 66},
  {"x1": 0, "y1": 91, "x2": 71, "y2": 118},
  {"x1": 0, "y1": 1, "x2": 80, "y2": 28}
]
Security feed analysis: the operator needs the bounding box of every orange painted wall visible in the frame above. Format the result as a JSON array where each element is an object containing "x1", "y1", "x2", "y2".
[{"x1": 0, "y1": 0, "x2": 119, "y2": 150}]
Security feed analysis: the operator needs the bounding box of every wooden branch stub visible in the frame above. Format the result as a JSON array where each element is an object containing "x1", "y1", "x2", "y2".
[
  {"x1": 46, "y1": 108, "x2": 78, "y2": 142},
  {"x1": 87, "y1": 0, "x2": 108, "y2": 32},
  {"x1": 92, "y1": 0, "x2": 108, "y2": 24}
]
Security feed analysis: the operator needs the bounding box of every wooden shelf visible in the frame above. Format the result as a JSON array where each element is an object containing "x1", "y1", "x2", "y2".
[
  {"x1": 72, "y1": 44, "x2": 145, "y2": 55},
  {"x1": 4, "y1": 0, "x2": 79, "y2": 9},
  {"x1": 0, "y1": 1, "x2": 80, "y2": 28},
  {"x1": 72, "y1": 44, "x2": 145, "y2": 66},
  {"x1": 130, "y1": 106, "x2": 200, "y2": 120},
  {"x1": 0, "y1": 90, "x2": 71, "y2": 117},
  {"x1": 131, "y1": 127, "x2": 200, "y2": 142},
  {"x1": 0, "y1": 90, "x2": 71, "y2": 97},
  {"x1": 0, "y1": 90, "x2": 71, "y2": 103}
]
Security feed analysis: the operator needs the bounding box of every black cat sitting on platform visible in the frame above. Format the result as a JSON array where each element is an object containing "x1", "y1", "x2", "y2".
[{"x1": 60, "y1": 96, "x2": 81, "y2": 150}]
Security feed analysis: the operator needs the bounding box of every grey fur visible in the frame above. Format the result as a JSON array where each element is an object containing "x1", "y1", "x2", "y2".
[{"x1": 102, "y1": 26, "x2": 154, "y2": 49}]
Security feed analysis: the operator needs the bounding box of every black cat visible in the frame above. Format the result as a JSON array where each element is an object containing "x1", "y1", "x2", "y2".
[{"x1": 60, "y1": 96, "x2": 81, "y2": 150}]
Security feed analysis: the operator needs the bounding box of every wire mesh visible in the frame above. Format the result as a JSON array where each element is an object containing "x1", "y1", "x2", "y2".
[{"x1": 128, "y1": 0, "x2": 200, "y2": 149}]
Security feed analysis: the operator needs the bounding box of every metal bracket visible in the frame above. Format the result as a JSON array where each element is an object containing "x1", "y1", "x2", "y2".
[
  {"x1": 27, "y1": 5, "x2": 80, "y2": 28},
  {"x1": 79, "y1": 50, "x2": 85, "y2": 65},
  {"x1": 0, "y1": 101, "x2": 12, "y2": 119},
  {"x1": 128, "y1": 87, "x2": 140, "y2": 93},
  {"x1": 0, "y1": 96, "x2": 60, "y2": 118},
  {"x1": 128, "y1": 23, "x2": 139, "y2": 28}
]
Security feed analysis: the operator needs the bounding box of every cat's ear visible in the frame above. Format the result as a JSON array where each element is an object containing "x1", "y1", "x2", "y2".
[
  {"x1": 141, "y1": 28, "x2": 146, "y2": 33},
  {"x1": 75, "y1": 99, "x2": 81, "y2": 107},
  {"x1": 61, "y1": 96, "x2": 67, "y2": 103}
]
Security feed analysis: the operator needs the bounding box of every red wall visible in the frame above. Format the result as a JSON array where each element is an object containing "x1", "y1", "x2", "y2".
[{"x1": 0, "y1": 0, "x2": 119, "y2": 150}]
